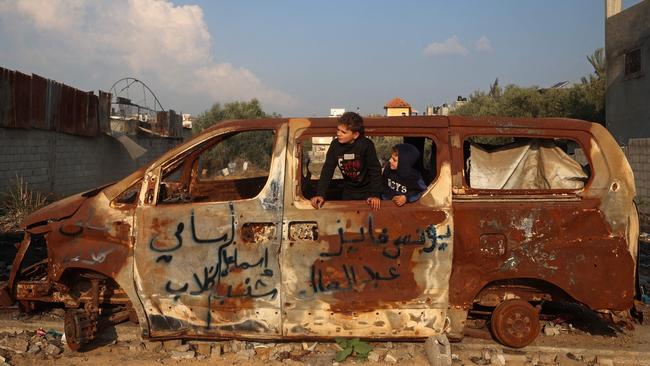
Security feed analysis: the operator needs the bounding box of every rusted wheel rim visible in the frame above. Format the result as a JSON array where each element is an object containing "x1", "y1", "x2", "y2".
[
  {"x1": 64, "y1": 310, "x2": 82, "y2": 351},
  {"x1": 490, "y1": 299, "x2": 540, "y2": 348}
]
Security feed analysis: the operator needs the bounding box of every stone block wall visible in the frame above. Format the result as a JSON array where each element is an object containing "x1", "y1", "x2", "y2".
[
  {"x1": 0, "y1": 128, "x2": 184, "y2": 199},
  {"x1": 628, "y1": 138, "x2": 650, "y2": 231}
]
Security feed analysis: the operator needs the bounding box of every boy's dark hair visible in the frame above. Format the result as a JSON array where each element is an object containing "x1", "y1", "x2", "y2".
[{"x1": 339, "y1": 111, "x2": 364, "y2": 135}]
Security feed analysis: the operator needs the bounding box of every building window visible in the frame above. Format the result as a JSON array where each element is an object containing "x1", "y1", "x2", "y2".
[{"x1": 625, "y1": 48, "x2": 642, "y2": 76}]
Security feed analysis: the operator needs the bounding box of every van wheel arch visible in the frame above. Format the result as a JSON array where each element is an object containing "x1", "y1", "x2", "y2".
[{"x1": 472, "y1": 278, "x2": 574, "y2": 307}]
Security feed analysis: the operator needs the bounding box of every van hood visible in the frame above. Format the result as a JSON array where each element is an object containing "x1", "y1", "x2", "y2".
[{"x1": 20, "y1": 184, "x2": 112, "y2": 230}]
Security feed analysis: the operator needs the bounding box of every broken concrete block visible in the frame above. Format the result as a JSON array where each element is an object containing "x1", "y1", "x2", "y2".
[
  {"x1": 385, "y1": 353, "x2": 398, "y2": 363},
  {"x1": 162, "y1": 339, "x2": 182, "y2": 351},
  {"x1": 45, "y1": 343, "x2": 62, "y2": 355},
  {"x1": 143, "y1": 341, "x2": 163, "y2": 352},
  {"x1": 170, "y1": 350, "x2": 195, "y2": 360},
  {"x1": 174, "y1": 343, "x2": 190, "y2": 352},
  {"x1": 368, "y1": 351, "x2": 380, "y2": 362},
  {"x1": 424, "y1": 334, "x2": 452, "y2": 366},
  {"x1": 503, "y1": 353, "x2": 528, "y2": 363},
  {"x1": 0, "y1": 336, "x2": 29, "y2": 353},
  {"x1": 543, "y1": 323, "x2": 561, "y2": 336},
  {"x1": 193, "y1": 342, "x2": 212, "y2": 356}
]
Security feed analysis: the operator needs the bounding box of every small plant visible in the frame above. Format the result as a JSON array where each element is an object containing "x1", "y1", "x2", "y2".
[
  {"x1": 0, "y1": 175, "x2": 49, "y2": 231},
  {"x1": 334, "y1": 337, "x2": 372, "y2": 362}
]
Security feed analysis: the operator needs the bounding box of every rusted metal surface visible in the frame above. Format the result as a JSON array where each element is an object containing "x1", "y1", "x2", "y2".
[
  {"x1": 30, "y1": 74, "x2": 48, "y2": 130},
  {"x1": 13, "y1": 71, "x2": 31, "y2": 129},
  {"x1": 153, "y1": 110, "x2": 183, "y2": 138},
  {"x1": 0, "y1": 67, "x2": 14, "y2": 128},
  {"x1": 490, "y1": 299, "x2": 540, "y2": 348},
  {"x1": 4, "y1": 116, "x2": 638, "y2": 348},
  {"x1": 447, "y1": 117, "x2": 637, "y2": 314},
  {"x1": 0, "y1": 66, "x2": 108, "y2": 136}
]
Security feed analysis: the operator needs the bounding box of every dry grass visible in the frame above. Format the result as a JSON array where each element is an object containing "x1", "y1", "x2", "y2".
[{"x1": 0, "y1": 176, "x2": 49, "y2": 233}]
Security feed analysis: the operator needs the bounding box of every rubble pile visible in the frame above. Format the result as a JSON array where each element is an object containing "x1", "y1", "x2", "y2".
[{"x1": 0, "y1": 329, "x2": 64, "y2": 365}]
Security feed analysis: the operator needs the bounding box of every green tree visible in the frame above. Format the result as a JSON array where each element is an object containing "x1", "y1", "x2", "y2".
[
  {"x1": 453, "y1": 48, "x2": 606, "y2": 124},
  {"x1": 192, "y1": 99, "x2": 281, "y2": 176},
  {"x1": 192, "y1": 98, "x2": 280, "y2": 133}
]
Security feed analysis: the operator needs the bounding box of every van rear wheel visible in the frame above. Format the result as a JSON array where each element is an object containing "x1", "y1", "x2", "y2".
[{"x1": 490, "y1": 299, "x2": 540, "y2": 348}]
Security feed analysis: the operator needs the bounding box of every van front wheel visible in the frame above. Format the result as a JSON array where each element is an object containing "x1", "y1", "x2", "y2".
[{"x1": 490, "y1": 299, "x2": 540, "y2": 348}]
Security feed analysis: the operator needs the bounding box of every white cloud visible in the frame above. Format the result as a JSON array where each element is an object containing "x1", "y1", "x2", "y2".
[
  {"x1": 475, "y1": 36, "x2": 493, "y2": 52},
  {"x1": 423, "y1": 36, "x2": 468, "y2": 56},
  {"x1": 0, "y1": 0, "x2": 295, "y2": 114}
]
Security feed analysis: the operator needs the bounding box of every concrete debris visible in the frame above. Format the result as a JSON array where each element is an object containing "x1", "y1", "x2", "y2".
[
  {"x1": 425, "y1": 334, "x2": 452, "y2": 366},
  {"x1": 162, "y1": 339, "x2": 182, "y2": 351},
  {"x1": 230, "y1": 339, "x2": 245, "y2": 353},
  {"x1": 384, "y1": 353, "x2": 398, "y2": 363},
  {"x1": 211, "y1": 343, "x2": 223, "y2": 357},
  {"x1": 0, "y1": 336, "x2": 29, "y2": 353},
  {"x1": 236, "y1": 348, "x2": 255, "y2": 360},
  {"x1": 143, "y1": 341, "x2": 163, "y2": 352},
  {"x1": 50, "y1": 308, "x2": 66, "y2": 318},
  {"x1": 174, "y1": 343, "x2": 190, "y2": 352},
  {"x1": 170, "y1": 350, "x2": 195, "y2": 360},
  {"x1": 192, "y1": 341, "x2": 212, "y2": 356},
  {"x1": 45, "y1": 343, "x2": 62, "y2": 355},
  {"x1": 543, "y1": 322, "x2": 566, "y2": 336},
  {"x1": 368, "y1": 351, "x2": 380, "y2": 362}
]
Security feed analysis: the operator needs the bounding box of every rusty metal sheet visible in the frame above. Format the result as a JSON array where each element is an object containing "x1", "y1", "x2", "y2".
[
  {"x1": 13, "y1": 71, "x2": 31, "y2": 129},
  {"x1": 86, "y1": 93, "x2": 99, "y2": 136},
  {"x1": 30, "y1": 74, "x2": 48, "y2": 130},
  {"x1": 46, "y1": 80, "x2": 61, "y2": 131},
  {"x1": 73, "y1": 89, "x2": 88, "y2": 136},
  {"x1": 98, "y1": 91, "x2": 111, "y2": 133},
  {"x1": 0, "y1": 67, "x2": 13, "y2": 128},
  {"x1": 58, "y1": 84, "x2": 75, "y2": 134},
  {"x1": 154, "y1": 111, "x2": 169, "y2": 136}
]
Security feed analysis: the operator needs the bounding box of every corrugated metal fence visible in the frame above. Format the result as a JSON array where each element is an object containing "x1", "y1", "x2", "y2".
[{"x1": 0, "y1": 66, "x2": 111, "y2": 137}]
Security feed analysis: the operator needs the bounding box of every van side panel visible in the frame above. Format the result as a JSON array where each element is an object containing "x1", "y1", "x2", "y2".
[{"x1": 448, "y1": 119, "x2": 637, "y2": 311}]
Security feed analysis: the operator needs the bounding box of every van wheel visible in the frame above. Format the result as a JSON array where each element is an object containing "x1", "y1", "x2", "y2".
[{"x1": 490, "y1": 299, "x2": 540, "y2": 348}]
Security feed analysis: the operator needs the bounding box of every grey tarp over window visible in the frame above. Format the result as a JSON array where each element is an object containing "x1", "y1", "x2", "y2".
[{"x1": 467, "y1": 139, "x2": 588, "y2": 190}]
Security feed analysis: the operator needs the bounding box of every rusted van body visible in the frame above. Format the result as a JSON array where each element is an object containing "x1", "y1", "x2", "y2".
[{"x1": 0, "y1": 116, "x2": 639, "y2": 349}]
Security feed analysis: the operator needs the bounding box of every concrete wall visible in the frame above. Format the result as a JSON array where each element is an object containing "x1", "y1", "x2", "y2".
[
  {"x1": 628, "y1": 138, "x2": 650, "y2": 231},
  {"x1": 0, "y1": 128, "x2": 184, "y2": 198},
  {"x1": 605, "y1": 0, "x2": 650, "y2": 145}
]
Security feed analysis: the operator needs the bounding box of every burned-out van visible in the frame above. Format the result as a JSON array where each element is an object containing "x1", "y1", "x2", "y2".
[{"x1": 0, "y1": 116, "x2": 640, "y2": 350}]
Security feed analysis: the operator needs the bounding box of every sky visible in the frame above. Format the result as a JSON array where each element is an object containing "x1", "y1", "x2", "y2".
[{"x1": 0, "y1": 0, "x2": 642, "y2": 117}]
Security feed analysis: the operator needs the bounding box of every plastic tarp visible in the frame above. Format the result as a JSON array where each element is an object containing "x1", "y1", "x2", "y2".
[{"x1": 467, "y1": 139, "x2": 588, "y2": 190}]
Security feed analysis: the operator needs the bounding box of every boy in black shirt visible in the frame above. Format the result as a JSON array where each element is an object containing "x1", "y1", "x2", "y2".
[
  {"x1": 382, "y1": 143, "x2": 427, "y2": 206},
  {"x1": 310, "y1": 112, "x2": 382, "y2": 211}
]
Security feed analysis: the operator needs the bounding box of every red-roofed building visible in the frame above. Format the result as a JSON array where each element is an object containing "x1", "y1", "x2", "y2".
[{"x1": 383, "y1": 97, "x2": 412, "y2": 116}]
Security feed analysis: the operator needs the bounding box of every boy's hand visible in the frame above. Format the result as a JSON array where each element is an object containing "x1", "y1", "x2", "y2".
[
  {"x1": 366, "y1": 197, "x2": 381, "y2": 211},
  {"x1": 311, "y1": 196, "x2": 325, "y2": 209},
  {"x1": 392, "y1": 195, "x2": 407, "y2": 207}
]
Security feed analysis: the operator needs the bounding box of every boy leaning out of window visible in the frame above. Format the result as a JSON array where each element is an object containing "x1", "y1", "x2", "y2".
[
  {"x1": 310, "y1": 112, "x2": 382, "y2": 211},
  {"x1": 382, "y1": 143, "x2": 427, "y2": 206}
]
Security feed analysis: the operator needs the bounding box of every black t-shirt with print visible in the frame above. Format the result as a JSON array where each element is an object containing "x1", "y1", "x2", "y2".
[{"x1": 316, "y1": 136, "x2": 382, "y2": 199}]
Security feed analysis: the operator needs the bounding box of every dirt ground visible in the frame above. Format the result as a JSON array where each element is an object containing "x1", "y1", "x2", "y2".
[{"x1": 1, "y1": 305, "x2": 649, "y2": 366}]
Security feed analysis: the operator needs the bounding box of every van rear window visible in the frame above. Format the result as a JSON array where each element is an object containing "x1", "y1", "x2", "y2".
[{"x1": 463, "y1": 136, "x2": 591, "y2": 190}]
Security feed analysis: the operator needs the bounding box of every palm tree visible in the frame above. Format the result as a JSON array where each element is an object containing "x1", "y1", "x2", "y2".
[{"x1": 586, "y1": 48, "x2": 605, "y2": 81}]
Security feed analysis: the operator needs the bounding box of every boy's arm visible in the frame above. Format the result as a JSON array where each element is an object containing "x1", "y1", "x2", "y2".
[
  {"x1": 315, "y1": 142, "x2": 338, "y2": 197},
  {"x1": 366, "y1": 141, "x2": 383, "y2": 197},
  {"x1": 406, "y1": 177, "x2": 428, "y2": 203}
]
